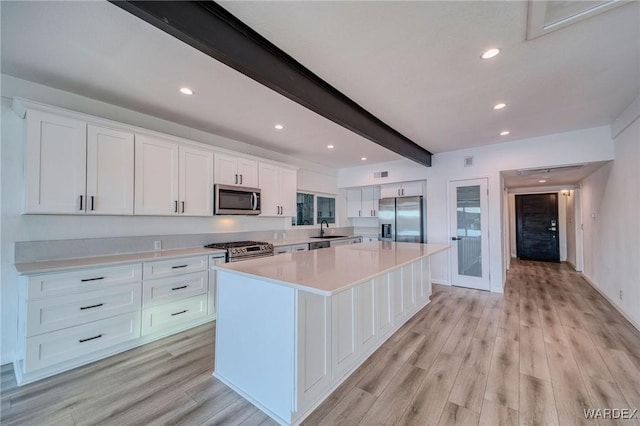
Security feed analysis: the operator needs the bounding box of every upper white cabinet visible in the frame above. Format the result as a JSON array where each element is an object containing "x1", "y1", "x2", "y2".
[
  {"x1": 86, "y1": 125, "x2": 135, "y2": 215},
  {"x1": 135, "y1": 135, "x2": 213, "y2": 216},
  {"x1": 347, "y1": 186, "x2": 380, "y2": 218},
  {"x1": 24, "y1": 109, "x2": 134, "y2": 214},
  {"x1": 259, "y1": 163, "x2": 297, "y2": 217},
  {"x1": 380, "y1": 181, "x2": 424, "y2": 198},
  {"x1": 214, "y1": 153, "x2": 258, "y2": 188}
]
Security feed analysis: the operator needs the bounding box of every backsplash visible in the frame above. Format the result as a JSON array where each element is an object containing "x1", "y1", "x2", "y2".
[{"x1": 15, "y1": 227, "x2": 355, "y2": 263}]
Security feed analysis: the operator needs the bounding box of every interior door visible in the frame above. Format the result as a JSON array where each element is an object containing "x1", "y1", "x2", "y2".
[
  {"x1": 449, "y1": 178, "x2": 490, "y2": 291},
  {"x1": 515, "y1": 193, "x2": 559, "y2": 262}
]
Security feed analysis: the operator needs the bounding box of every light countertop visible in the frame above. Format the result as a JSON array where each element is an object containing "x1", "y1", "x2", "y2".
[
  {"x1": 15, "y1": 247, "x2": 227, "y2": 275},
  {"x1": 214, "y1": 241, "x2": 449, "y2": 295}
]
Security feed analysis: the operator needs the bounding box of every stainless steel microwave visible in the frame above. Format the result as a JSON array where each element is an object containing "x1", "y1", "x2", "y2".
[{"x1": 214, "y1": 184, "x2": 261, "y2": 215}]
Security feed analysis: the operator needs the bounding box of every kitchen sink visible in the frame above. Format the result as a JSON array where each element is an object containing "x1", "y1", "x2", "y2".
[{"x1": 309, "y1": 235, "x2": 348, "y2": 239}]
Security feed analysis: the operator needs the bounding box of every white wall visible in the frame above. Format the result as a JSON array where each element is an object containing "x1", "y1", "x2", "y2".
[
  {"x1": 579, "y1": 107, "x2": 640, "y2": 327},
  {"x1": 0, "y1": 75, "x2": 340, "y2": 364},
  {"x1": 338, "y1": 126, "x2": 616, "y2": 292}
]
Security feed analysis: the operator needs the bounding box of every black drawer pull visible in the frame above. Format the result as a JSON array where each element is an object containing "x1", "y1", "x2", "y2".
[
  {"x1": 171, "y1": 310, "x2": 188, "y2": 316},
  {"x1": 81, "y1": 277, "x2": 104, "y2": 282},
  {"x1": 171, "y1": 285, "x2": 188, "y2": 291},
  {"x1": 79, "y1": 334, "x2": 103, "y2": 343},
  {"x1": 171, "y1": 265, "x2": 188, "y2": 269},
  {"x1": 80, "y1": 303, "x2": 104, "y2": 310}
]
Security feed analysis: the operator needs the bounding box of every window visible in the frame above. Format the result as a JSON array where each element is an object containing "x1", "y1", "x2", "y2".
[{"x1": 292, "y1": 192, "x2": 336, "y2": 226}]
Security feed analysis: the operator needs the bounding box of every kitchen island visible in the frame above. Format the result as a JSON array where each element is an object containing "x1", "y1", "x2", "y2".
[{"x1": 212, "y1": 241, "x2": 448, "y2": 426}]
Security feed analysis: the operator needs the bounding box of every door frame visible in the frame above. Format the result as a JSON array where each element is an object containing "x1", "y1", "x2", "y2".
[
  {"x1": 515, "y1": 193, "x2": 560, "y2": 262},
  {"x1": 448, "y1": 177, "x2": 490, "y2": 291}
]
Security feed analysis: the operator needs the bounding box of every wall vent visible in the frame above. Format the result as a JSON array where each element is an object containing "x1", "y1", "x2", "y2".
[
  {"x1": 373, "y1": 171, "x2": 389, "y2": 178},
  {"x1": 516, "y1": 164, "x2": 584, "y2": 176},
  {"x1": 464, "y1": 156, "x2": 474, "y2": 167}
]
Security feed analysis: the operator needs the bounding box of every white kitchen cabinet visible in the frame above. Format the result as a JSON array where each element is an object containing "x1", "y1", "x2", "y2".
[
  {"x1": 24, "y1": 110, "x2": 134, "y2": 214},
  {"x1": 275, "y1": 243, "x2": 309, "y2": 255},
  {"x1": 214, "y1": 153, "x2": 258, "y2": 187},
  {"x1": 208, "y1": 254, "x2": 226, "y2": 317},
  {"x1": 374, "y1": 274, "x2": 393, "y2": 338},
  {"x1": 329, "y1": 236, "x2": 363, "y2": 247},
  {"x1": 141, "y1": 294, "x2": 208, "y2": 336},
  {"x1": 346, "y1": 187, "x2": 380, "y2": 218},
  {"x1": 380, "y1": 181, "x2": 424, "y2": 198},
  {"x1": 259, "y1": 162, "x2": 297, "y2": 217},
  {"x1": 135, "y1": 135, "x2": 213, "y2": 216},
  {"x1": 357, "y1": 279, "x2": 377, "y2": 355},
  {"x1": 402, "y1": 264, "x2": 417, "y2": 315},
  {"x1": 331, "y1": 287, "x2": 358, "y2": 380},
  {"x1": 362, "y1": 236, "x2": 378, "y2": 243},
  {"x1": 390, "y1": 268, "x2": 405, "y2": 324}
]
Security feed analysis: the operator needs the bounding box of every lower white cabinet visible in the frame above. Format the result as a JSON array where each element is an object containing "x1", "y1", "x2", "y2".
[
  {"x1": 141, "y1": 294, "x2": 208, "y2": 335},
  {"x1": 208, "y1": 254, "x2": 226, "y2": 317},
  {"x1": 329, "y1": 236, "x2": 363, "y2": 247},
  {"x1": 275, "y1": 243, "x2": 309, "y2": 255},
  {"x1": 331, "y1": 287, "x2": 358, "y2": 380},
  {"x1": 16, "y1": 255, "x2": 217, "y2": 385}
]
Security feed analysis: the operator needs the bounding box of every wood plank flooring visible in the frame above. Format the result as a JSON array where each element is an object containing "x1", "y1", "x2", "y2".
[{"x1": 2, "y1": 259, "x2": 639, "y2": 425}]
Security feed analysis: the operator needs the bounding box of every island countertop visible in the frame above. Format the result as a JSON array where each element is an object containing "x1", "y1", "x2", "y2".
[{"x1": 214, "y1": 241, "x2": 449, "y2": 295}]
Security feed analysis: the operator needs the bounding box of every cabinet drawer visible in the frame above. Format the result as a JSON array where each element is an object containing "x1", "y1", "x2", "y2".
[
  {"x1": 143, "y1": 256, "x2": 207, "y2": 279},
  {"x1": 27, "y1": 264, "x2": 142, "y2": 300},
  {"x1": 142, "y1": 271, "x2": 207, "y2": 307},
  {"x1": 141, "y1": 294, "x2": 208, "y2": 335},
  {"x1": 26, "y1": 282, "x2": 141, "y2": 337},
  {"x1": 24, "y1": 311, "x2": 141, "y2": 373}
]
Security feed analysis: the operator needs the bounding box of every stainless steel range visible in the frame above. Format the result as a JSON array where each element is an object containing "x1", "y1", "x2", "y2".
[{"x1": 204, "y1": 240, "x2": 274, "y2": 262}]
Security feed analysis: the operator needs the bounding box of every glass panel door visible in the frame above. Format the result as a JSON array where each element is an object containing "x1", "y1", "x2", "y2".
[{"x1": 449, "y1": 178, "x2": 490, "y2": 290}]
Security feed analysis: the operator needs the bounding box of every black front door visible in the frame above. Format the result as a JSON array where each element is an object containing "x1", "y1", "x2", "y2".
[{"x1": 516, "y1": 193, "x2": 560, "y2": 262}]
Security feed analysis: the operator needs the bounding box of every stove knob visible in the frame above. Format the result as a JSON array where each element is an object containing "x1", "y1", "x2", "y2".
[
  {"x1": 243, "y1": 248, "x2": 247, "y2": 252},
  {"x1": 232, "y1": 248, "x2": 237, "y2": 254}
]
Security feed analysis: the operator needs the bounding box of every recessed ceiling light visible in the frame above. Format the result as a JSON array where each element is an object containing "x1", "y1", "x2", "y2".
[
  {"x1": 481, "y1": 48, "x2": 500, "y2": 59},
  {"x1": 179, "y1": 87, "x2": 193, "y2": 95},
  {"x1": 538, "y1": 179, "x2": 547, "y2": 183},
  {"x1": 327, "y1": 145, "x2": 334, "y2": 149},
  {"x1": 500, "y1": 130, "x2": 510, "y2": 136},
  {"x1": 493, "y1": 103, "x2": 506, "y2": 110},
  {"x1": 361, "y1": 157, "x2": 367, "y2": 161},
  {"x1": 274, "y1": 124, "x2": 284, "y2": 130}
]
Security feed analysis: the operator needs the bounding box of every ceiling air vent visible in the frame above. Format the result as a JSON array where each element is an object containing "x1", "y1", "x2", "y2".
[
  {"x1": 373, "y1": 171, "x2": 389, "y2": 178},
  {"x1": 516, "y1": 165, "x2": 584, "y2": 176}
]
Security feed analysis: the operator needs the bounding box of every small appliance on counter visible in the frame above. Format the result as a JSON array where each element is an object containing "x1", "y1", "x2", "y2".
[
  {"x1": 204, "y1": 240, "x2": 274, "y2": 262},
  {"x1": 378, "y1": 196, "x2": 425, "y2": 243}
]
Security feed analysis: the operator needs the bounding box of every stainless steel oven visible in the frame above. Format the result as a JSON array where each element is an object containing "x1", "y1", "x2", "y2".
[
  {"x1": 214, "y1": 184, "x2": 261, "y2": 215},
  {"x1": 205, "y1": 241, "x2": 274, "y2": 262}
]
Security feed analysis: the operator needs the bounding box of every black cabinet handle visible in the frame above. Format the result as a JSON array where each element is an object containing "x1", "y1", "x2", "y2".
[
  {"x1": 240, "y1": 174, "x2": 243, "y2": 185},
  {"x1": 235, "y1": 174, "x2": 238, "y2": 184},
  {"x1": 90, "y1": 196, "x2": 95, "y2": 211},
  {"x1": 171, "y1": 264, "x2": 188, "y2": 269},
  {"x1": 171, "y1": 310, "x2": 188, "y2": 316},
  {"x1": 79, "y1": 195, "x2": 84, "y2": 211},
  {"x1": 451, "y1": 237, "x2": 461, "y2": 241},
  {"x1": 171, "y1": 285, "x2": 188, "y2": 291},
  {"x1": 181, "y1": 201, "x2": 185, "y2": 213},
  {"x1": 79, "y1": 334, "x2": 103, "y2": 343},
  {"x1": 81, "y1": 276, "x2": 104, "y2": 282},
  {"x1": 174, "y1": 201, "x2": 178, "y2": 213},
  {"x1": 80, "y1": 303, "x2": 104, "y2": 310}
]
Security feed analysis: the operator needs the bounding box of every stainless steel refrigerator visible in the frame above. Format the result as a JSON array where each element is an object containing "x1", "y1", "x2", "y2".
[{"x1": 378, "y1": 196, "x2": 424, "y2": 243}]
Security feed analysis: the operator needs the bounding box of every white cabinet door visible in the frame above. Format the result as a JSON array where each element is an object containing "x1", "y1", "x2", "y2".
[
  {"x1": 259, "y1": 162, "x2": 280, "y2": 216},
  {"x1": 390, "y1": 268, "x2": 405, "y2": 324},
  {"x1": 25, "y1": 110, "x2": 86, "y2": 213},
  {"x1": 279, "y1": 167, "x2": 297, "y2": 217},
  {"x1": 331, "y1": 288, "x2": 358, "y2": 380},
  {"x1": 236, "y1": 157, "x2": 259, "y2": 188},
  {"x1": 208, "y1": 255, "x2": 226, "y2": 317},
  {"x1": 179, "y1": 146, "x2": 213, "y2": 216},
  {"x1": 214, "y1": 153, "x2": 239, "y2": 186},
  {"x1": 358, "y1": 279, "x2": 377, "y2": 354},
  {"x1": 274, "y1": 245, "x2": 292, "y2": 255},
  {"x1": 380, "y1": 184, "x2": 401, "y2": 199},
  {"x1": 134, "y1": 135, "x2": 179, "y2": 215},
  {"x1": 346, "y1": 189, "x2": 362, "y2": 218},
  {"x1": 402, "y1": 264, "x2": 416, "y2": 314},
  {"x1": 361, "y1": 187, "x2": 380, "y2": 217},
  {"x1": 375, "y1": 274, "x2": 393, "y2": 337},
  {"x1": 401, "y1": 181, "x2": 424, "y2": 197},
  {"x1": 297, "y1": 291, "x2": 331, "y2": 410},
  {"x1": 259, "y1": 163, "x2": 296, "y2": 217},
  {"x1": 86, "y1": 125, "x2": 134, "y2": 215}
]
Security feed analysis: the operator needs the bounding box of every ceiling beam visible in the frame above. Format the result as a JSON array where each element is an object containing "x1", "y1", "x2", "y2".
[{"x1": 110, "y1": 1, "x2": 432, "y2": 167}]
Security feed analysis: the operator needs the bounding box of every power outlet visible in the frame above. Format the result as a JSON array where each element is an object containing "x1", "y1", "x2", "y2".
[
  {"x1": 154, "y1": 240, "x2": 162, "y2": 250},
  {"x1": 619, "y1": 290, "x2": 623, "y2": 301}
]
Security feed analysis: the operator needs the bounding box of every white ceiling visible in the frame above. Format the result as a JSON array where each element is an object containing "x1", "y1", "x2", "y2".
[
  {"x1": 1, "y1": 1, "x2": 638, "y2": 171},
  {"x1": 501, "y1": 161, "x2": 610, "y2": 188}
]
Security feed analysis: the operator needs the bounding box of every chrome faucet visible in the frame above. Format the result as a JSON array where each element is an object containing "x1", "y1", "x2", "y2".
[{"x1": 320, "y1": 219, "x2": 329, "y2": 237}]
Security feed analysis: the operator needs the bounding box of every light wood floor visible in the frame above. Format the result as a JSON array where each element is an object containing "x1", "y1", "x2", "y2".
[{"x1": 2, "y1": 260, "x2": 639, "y2": 425}]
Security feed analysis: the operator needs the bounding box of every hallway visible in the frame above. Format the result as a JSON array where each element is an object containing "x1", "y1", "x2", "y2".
[{"x1": 1, "y1": 260, "x2": 639, "y2": 425}]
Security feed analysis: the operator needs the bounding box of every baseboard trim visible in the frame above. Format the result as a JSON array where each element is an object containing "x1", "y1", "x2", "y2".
[
  {"x1": 432, "y1": 279, "x2": 450, "y2": 286},
  {"x1": 581, "y1": 273, "x2": 640, "y2": 332}
]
